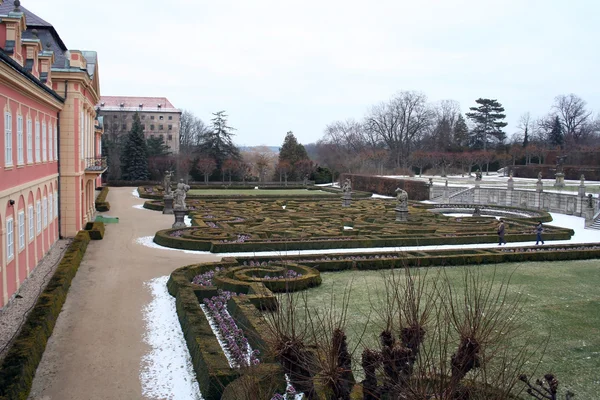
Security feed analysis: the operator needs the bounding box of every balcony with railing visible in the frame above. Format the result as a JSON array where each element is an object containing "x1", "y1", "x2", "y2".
[{"x1": 84, "y1": 157, "x2": 108, "y2": 173}]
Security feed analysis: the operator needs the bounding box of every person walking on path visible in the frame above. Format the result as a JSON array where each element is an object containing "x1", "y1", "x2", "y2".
[
  {"x1": 535, "y1": 221, "x2": 545, "y2": 245},
  {"x1": 497, "y1": 219, "x2": 507, "y2": 245}
]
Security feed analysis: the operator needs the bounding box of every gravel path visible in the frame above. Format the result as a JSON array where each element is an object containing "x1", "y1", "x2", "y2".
[
  {"x1": 0, "y1": 239, "x2": 72, "y2": 363},
  {"x1": 27, "y1": 187, "x2": 219, "y2": 399}
]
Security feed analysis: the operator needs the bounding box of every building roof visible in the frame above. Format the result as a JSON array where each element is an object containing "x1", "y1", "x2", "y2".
[{"x1": 98, "y1": 96, "x2": 180, "y2": 112}]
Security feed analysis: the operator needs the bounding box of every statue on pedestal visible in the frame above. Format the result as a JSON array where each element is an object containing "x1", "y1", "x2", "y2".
[
  {"x1": 174, "y1": 179, "x2": 190, "y2": 210},
  {"x1": 342, "y1": 178, "x2": 352, "y2": 193},
  {"x1": 475, "y1": 170, "x2": 482, "y2": 181},
  {"x1": 537, "y1": 171, "x2": 543, "y2": 181},
  {"x1": 163, "y1": 170, "x2": 173, "y2": 195},
  {"x1": 580, "y1": 174, "x2": 585, "y2": 186},
  {"x1": 395, "y1": 187, "x2": 408, "y2": 209}
]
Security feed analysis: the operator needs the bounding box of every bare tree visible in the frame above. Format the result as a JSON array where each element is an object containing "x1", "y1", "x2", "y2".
[
  {"x1": 179, "y1": 110, "x2": 210, "y2": 154},
  {"x1": 552, "y1": 94, "x2": 592, "y2": 145},
  {"x1": 366, "y1": 91, "x2": 433, "y2": 168}
]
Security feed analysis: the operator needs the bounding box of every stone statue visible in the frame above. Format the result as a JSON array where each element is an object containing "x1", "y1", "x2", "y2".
[
  {"x1": 537, "y1": 171, "x2": 543, "y2": 181},
  {"x1": 428, "y1": 177, "x2": 433, "y2": 186},
  {"x1": 588, "y1": 194, "x2": 594, "y2": 208},
  {"x1": 342, "y1": 178, "x2": 352, "y2": 193},
  {"x1": 445, "y1": 180, "x2": 448, "y2": 187},
  {"x1": 475, "y1": 170, "x2": 482, "y2": 181},
  {"x1": 163, "y1": 170, "x2": 173, "y2": 195},
  {"x1": 580, "y1": 174, "x2": 585, "y2": 186},
  {"x1": 556, "y1": 155, "x2": 566, "y2": 174},
  {"x1": 173, "y1": 179, "x2": 190, "y2": 210},
  {"x1": 395, "y1": 187, "x2": 408, "y2": 209}
]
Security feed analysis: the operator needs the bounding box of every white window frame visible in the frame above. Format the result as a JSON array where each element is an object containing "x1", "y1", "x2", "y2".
[
  {"x1": 28, "y1": 204, "x2": 34, "y2": 240},
  {"x1": 54, "y1": 123, "x2": 58, "y2": 161},
  {"x1": 36, "y1": 200, "x2": 41, "y2": 234},
  {"x1": 5, "y1": 110, "x2": 13, "y2": 166},
  {"x1": 49, "y1": 193, "x2": 53, "y2": 221},
  {"x1": 35, "y1": 120, "x2": 40, "y2": 162},
  {"x1": 80, "y1": 111, "x2": 84, "y2": 159},
  {"x1": 7, "y1": 217, "x2": 14, "y2": 260},
  {"x1": 26, "y1": 118, "x2": 33, "y2": 163},
  {"x1": 48, "y1": 123, "x2": 52, "y2": 161},
  {"x1": 17, "y1": 115, "x2": 23, "y2": 165},
  {"x1": 42, "y1": 197, "x2": 48, "y2": 228},
  {"x1": 42, "y1": 121, "x2": 47, "y2": 162},
  {"x1": 18, "y1": 211, "x2": 25, "y2": 250}
]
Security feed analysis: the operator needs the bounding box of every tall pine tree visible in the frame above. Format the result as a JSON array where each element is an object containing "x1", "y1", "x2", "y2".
[
  {"x1": 549, "y1": 115, "x2": 564, "y2": 147},
  {"x1": 465, "y1": 98, "x2": 508, "y2": 150},
  {"x1": 196, "y1": 111, "x2": 241, "y2": 179},
  {"x1": 277, "y1": 131, "x2": 309, "y2": 180},
  {"x1": 121, "y1": 113, "x2": 149, "y2": 180}
]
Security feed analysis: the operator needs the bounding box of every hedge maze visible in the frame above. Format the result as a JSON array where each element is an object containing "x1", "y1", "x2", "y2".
[{"x1": 152, "y1": 198, "x2": 574, "y2": 253}]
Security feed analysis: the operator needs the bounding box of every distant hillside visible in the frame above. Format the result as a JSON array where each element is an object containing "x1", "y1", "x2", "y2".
[{"x1": 239, "y1": 146, "x2": 279, "y2": 153}]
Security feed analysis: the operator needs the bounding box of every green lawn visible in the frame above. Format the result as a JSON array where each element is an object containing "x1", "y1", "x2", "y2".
[
  {"x1": 299, "y1": 260, "x2": 600, "y2": 397},
  {"x1": 187, "y1": 189, "x2": 334, "y2": 196}
]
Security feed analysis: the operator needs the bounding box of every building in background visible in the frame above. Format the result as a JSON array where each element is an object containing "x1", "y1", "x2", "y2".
[
  {"x1": 0, "y1": 0, "x2": 104, "y2": 307},
  {"x1": 97, "y1": 96, "x2": 181, "y2": 154}
]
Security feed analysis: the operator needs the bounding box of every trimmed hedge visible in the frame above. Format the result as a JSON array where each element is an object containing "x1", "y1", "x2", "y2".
[
  {"x1": 0, "y1": 231, "x2": 91, "y2": 400},
  {"x1": 167, "y1": 260, "x2": 323, "y2": 399},
  {"x1": 235, "y1": 243, "x2": 600, "y2": 272},
  {"x1": 340, "y1": 174, "x2": 429, "y2": 200},
  {"x1": 84, "y1": 221, "x2": 105, "y2": 240},
  {"x1": 95, "y1": 187, "x2": 110, "y2": 212}
]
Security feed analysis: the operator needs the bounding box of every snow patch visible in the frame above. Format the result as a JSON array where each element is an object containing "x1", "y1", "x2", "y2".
[
  {"x1": 140, "y1": 276, "x2": 203, "y2": 400},
  {"x1": 133, "y1": 204, "x2": 148, "y2": 210},
  {"x1": 343, "y1": 226, "x2": 354, "y2": 230},
  {"x1": 371, "y1": 194, "x2": 394, "y2": 199},
  {"x1": 132, "y1": 189, "x2": 140, "y2": 198}
]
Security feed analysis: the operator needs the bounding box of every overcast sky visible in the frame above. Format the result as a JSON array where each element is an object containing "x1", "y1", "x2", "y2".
[{"x1": 26, "y1": 0, "x2": 599, "y2": 147}]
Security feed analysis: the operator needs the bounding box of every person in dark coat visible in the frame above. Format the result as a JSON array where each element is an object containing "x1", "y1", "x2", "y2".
[
  {"x1": 497, "y1": 219, "x2": 506, "y2": 245},
  {"x1": 535, "y1": 221, "x2": 544, "y2": 245}
]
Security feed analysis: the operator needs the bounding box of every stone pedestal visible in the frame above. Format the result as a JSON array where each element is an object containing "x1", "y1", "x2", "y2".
[
  {"x1": 553, "y1": 173, "x2": 565, "y2": 188},
  {"x1": 395, "y1": 207, "x2": 408, "y2": 222},
  {"x1": 473, "y1": 185, "x2": 481, "y2": 204},
  {"x1": 507, "y1": 178, "x2": 514, "y2": 190},
  {"x1": 578, "y1": 184, "x2": 586, "y2": 198},
  {"x1": 163, "y1": 195, "x2": 174, "y2": 214},
  {"x1": 342, "y1": 192, "x2": 352, "y2": 207},
  {"x1": 536, "y1": 180, "x2": 543, "y2": 193},
  {"x1": 172, "y1": 208, "x2": 188, "y2": 229}
]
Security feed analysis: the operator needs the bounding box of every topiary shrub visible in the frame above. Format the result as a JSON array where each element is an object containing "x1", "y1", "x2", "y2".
[
  {"x1": 84, "y1": 221, "x2": 105, "y2": 240},
  {"x1": 95, "y1": 187, "x2": 110, "y2": 212}
]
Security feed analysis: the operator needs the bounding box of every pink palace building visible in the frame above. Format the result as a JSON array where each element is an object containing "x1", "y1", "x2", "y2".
[{"x1": 0, "y1": 1, "x2": 104, "y2": 307}]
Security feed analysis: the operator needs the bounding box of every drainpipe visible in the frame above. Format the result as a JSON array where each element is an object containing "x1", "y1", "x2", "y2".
[{"x1": 57, "y1": 80, "x2": 68, "y2": 239}]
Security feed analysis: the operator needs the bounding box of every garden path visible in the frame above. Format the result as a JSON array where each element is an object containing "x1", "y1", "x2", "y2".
[{"x1": 28, "y1": 187, "x2": 220, "y2": 400}]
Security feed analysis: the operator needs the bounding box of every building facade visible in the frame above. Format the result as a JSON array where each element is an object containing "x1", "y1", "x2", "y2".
[
  {"x1": 0, "y1": 1, "x2": 104, "y2": 307},
  {"x1": 98, "y1": 96, "x2": 181, "y2": 154}
]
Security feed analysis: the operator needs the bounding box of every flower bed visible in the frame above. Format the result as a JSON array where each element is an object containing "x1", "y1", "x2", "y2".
[{"x1": 201, "y1": 290, "x2": 260, "y2": 368}]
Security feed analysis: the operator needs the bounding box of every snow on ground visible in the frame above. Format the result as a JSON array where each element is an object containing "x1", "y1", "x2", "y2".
[
  {"x1": 132, "y1": 189, "x2": 140, "y2": 198},
  {"x1": 133, "y1": 204, "x2": 147, "y2": 210},
  {"x1": 140, "y1": 276, "x2": 203, "y2": 400},
  {"x1": 371, "y1": 193, "x2": 394, "y2": 199}
]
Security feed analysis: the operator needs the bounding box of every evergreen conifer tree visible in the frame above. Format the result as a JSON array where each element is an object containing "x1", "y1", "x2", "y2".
[
  {"x1": 465, "y1": 98, "x2": 508, "y2": 150},
  {"x1": 197, "y1": 111, "x2": 241, "y2": 179},
  {"x1": 278, "y1": 131, "x2": 309, "y2": 180},
  {"x1": 549, "y1": 115, "x2": 564, "y2": 147},
  {"x1": 452, "y1": 114, "x2": 469, "y2": 150},
  {"x1": 121, "y1": 113, "x2": 149, "y2": 180},
  {"x1": 147, "y1": 136, "x2": 171, "y2": 157}
]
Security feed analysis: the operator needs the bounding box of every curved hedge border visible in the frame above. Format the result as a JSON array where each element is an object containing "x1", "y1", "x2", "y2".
[
  {"x1": 0, "y1": 231, "x2": 91, "y2": 400},
  {"x1": 167, "y1": 259, "x2": 314, "y2": 399},
  {"x1": 95, "y1": 187, "x2": 110, "y2": 212}
]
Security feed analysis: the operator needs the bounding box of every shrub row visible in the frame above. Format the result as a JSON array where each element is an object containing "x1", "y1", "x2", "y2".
[
  {"x1": 0, "y1": 231, "x2": 91, "y2": 400},
  {"x1": 84, "y1": 221, "x2": 105, "y2": 240},
  {"x1": 340, "y1": 173, "x2": 430, "y2": 200},
  {"x1": 235, "y1": 242, "x2": 600, "y2": 272},
  {"x1": 95, "y1": 187, "x2": 110, "y2": 212}
]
